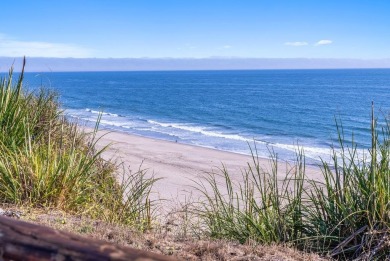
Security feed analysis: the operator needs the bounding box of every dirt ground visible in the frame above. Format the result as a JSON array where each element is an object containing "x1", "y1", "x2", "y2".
[{"x1": 1, "y1": 205, "x2": 327, "y2": 261}]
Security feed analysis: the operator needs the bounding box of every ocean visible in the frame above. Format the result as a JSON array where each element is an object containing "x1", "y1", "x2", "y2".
[{"x1": 22, "y1": 69, "x2": 390, "y2": 165}]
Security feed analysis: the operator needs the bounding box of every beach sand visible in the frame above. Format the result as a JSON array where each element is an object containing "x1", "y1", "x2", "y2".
[{"x1": 90, "y1": 128, "x2": 323, "y2": 203}]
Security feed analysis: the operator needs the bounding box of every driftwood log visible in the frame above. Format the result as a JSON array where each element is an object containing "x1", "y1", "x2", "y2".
[{"x1": 0, "y1": 215, "x2": 176, "y2": 261}]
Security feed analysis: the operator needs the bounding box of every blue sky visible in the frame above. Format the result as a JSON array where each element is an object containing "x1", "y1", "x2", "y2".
[{"x1": 0, "y1": 0, "x2": 389, "y2": 59}]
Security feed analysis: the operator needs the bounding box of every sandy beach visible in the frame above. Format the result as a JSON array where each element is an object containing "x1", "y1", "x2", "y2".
[{"x1": 90, "y1": 128, "x2": 323, "y2": 203}]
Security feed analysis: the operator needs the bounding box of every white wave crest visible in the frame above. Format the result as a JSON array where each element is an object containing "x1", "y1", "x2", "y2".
[
  {"x1": 147, "y1": 120, "x2": 249, "y2": 142},
  {"x1": 85, "y1": 108, "x2": 119, "y2": 117},
  {"x1": 99, "y1": 119, "x2": 132, "y2": 128}
]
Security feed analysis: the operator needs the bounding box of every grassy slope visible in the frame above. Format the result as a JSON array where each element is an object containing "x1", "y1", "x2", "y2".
[{"x1": 0, "y1": 60, "x2": 156, "y2": 228}]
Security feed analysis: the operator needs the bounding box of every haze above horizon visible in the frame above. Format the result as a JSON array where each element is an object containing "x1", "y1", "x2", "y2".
[{"x1": 0, "y1": 0, "x2": 389, "y2": 62}]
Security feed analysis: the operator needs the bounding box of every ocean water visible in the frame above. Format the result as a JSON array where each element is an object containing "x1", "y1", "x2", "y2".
[{"x1": 21, "y1": 69, "x2": 390, "y2": 165}]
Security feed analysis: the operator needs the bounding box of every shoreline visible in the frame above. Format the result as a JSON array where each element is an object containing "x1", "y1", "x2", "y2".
[
  {"x1": 89, "y1": 127, "x2": 323, "y2": 202},
  {"x1": 85, "y1": 124, "x2": 325, "y2": 167}
]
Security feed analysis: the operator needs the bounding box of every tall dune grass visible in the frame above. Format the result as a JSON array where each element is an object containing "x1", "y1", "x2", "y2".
[
  {"x1": 194, "y1": 148, "x2": 306, "y2": 244},
  {"x1": 0, "y1": 60, "x2": 157, "y2": 228},
  {"x1": 195, "y1": 108, "x2": 390, "y2": 259}
]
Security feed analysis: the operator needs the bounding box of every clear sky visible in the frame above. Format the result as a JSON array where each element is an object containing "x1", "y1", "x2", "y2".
[{"x1": 0, "y1": 0, "x2": 389, "y2": 59}]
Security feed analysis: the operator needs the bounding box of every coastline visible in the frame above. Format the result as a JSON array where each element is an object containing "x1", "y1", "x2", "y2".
[{"x1": 89, "y1": 127, "x2": 323, "y2": 202}]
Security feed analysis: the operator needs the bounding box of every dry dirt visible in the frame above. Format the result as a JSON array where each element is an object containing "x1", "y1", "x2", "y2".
[{"x1": 1, "y1": 205, "x2": 328, "y2": 261}]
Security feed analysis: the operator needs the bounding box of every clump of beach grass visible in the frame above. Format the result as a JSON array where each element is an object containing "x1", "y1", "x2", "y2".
[
  {"x1": 304, "y1": 111, "x2": 390, "y2": 259},
  {"x1": 195, "y1": 107, "x2": 390, "y2": 259},
  {"x1": 0, "y1": 60, "x2": 157, "y2": 229},
  {"x1": 193, "y1": 147, "x2": 306, "y2": 244}
]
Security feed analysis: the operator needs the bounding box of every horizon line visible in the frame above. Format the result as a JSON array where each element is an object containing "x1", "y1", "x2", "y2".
[
  {"x1": 1, "y1": 56, "x2": 390, "y2": 60},
  {"x1": 1, "y1": 57, "x2": 390, "y2": 72}
]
